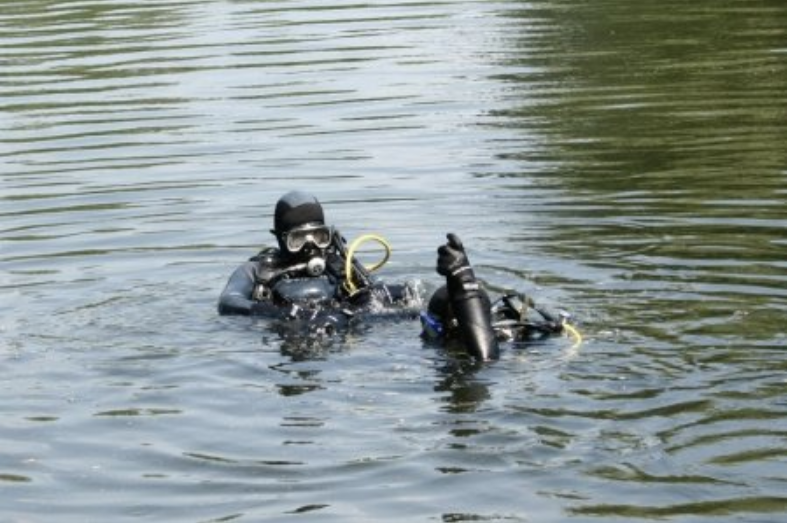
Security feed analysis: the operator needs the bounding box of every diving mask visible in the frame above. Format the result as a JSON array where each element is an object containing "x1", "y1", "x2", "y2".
[{"x1": 284, "y1": 224, "x2": 333, "y2": 252}]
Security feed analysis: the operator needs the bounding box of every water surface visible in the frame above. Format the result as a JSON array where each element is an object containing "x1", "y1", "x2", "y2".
[{"x1": 2, "y1": 1, "x2": 786, "y2": 521}]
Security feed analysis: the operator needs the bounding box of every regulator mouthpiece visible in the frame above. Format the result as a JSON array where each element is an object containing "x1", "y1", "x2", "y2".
[{"x1": 307, "y1": 257, "x2": 326, "y2": 276}]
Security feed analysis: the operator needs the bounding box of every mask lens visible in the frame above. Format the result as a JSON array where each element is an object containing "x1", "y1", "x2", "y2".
[
  {"x1": 286, "y1": 225, "x2": 332, "y2": 252},
  {"x1": 310, "y1": 226, "x2": 331, "y2": 247}
]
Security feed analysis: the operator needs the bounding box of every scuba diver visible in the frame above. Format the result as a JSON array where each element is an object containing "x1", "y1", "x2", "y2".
[
  {"x1": 218, "y1": 191, "x2": 420, "y2": 335},
  {"x1": 420, "y1": 233, "x2": 574, "y2": 361},
  {"x1": 218, "y1": 191, "x2": 576, "y2": 359}
]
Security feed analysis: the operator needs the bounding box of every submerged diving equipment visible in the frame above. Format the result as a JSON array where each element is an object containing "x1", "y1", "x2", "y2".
[
  {"x1": 489, "y1": 293, "x2": 583, "y2": 349},
  {"x1": 284, "y1": 224, "x2": 333, "y2": 253}
]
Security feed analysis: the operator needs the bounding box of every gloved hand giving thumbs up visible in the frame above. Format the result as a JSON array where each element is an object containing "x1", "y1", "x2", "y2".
[{"x1": 437, "y1": 233, "x2": 473, "y2": 279}]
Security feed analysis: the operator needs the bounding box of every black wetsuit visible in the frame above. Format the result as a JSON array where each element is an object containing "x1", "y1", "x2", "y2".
[
  {"x1": 218, "y1": 247, "x2": 420, "y2": 329},
  {"x1": 218, "y1": 247, "x2": 320, "y2": 316}
]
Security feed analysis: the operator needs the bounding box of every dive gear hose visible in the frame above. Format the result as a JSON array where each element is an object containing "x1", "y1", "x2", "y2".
[
  {"x1": 343, "y1": 234, "x2": 392, "y2": 295},
  {"x1": 563, "y1": 322, "x2": 583, "y2": 350}
]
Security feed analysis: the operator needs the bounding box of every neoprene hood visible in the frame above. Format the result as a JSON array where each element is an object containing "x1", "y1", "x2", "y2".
[{"x1": 274, "y1": 191, "x2": 325, "y2": 233}]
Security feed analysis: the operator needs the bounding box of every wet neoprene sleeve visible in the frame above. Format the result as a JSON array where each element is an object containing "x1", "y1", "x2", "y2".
[
  {"x1": 446, "y1": 268, "x2": 500, "y2": 361},
  {"x1": 218, "y1": 262, "x2": 257, "y2": 315}
]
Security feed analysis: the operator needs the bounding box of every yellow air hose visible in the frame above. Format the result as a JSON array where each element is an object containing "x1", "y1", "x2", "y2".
[
  {"x1": 343, "y1": 234, "x2": 392, "y2": 295},
  {"x1": 563, "y1": 322, "x2": 583, "y2": 351}
]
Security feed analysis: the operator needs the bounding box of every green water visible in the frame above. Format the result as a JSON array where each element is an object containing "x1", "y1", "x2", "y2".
[{"x1": 2, "y1": 1, "x2": 786, "y2": 521}]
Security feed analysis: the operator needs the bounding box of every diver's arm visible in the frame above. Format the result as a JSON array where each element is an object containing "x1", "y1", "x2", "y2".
[
  {"x1": 218, "y1": 262, "x2": 258, "y2": 315},
  {"x1": 438, "y1": 234, "x2": 500, "y2": 361}
]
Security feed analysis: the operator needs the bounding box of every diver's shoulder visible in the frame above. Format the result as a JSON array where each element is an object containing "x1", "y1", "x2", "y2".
[{"x1": 249, "y1": 246, "x2": 281, "y2": 264}]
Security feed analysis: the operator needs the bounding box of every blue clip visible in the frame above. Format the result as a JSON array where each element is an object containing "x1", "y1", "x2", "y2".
[{"x1": 419, "y1": 311, "x2": 444, "y2": 338}]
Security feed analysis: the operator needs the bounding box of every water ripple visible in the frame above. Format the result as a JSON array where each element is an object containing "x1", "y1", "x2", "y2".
[{"x1": 2, "y1": 1, "x2": 787, "y2": 521}]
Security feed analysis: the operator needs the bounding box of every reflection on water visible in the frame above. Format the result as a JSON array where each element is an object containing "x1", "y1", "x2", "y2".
[{"x1": 2, "y1": 1, "x2": 786, "y2": 521}]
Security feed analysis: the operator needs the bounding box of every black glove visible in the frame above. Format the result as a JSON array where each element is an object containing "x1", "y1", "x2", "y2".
[{"x1": 437, "y1": 233, "x2": 474, "y2": 280}]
